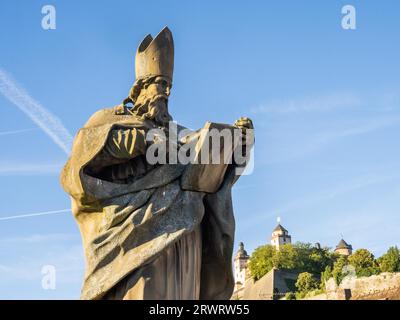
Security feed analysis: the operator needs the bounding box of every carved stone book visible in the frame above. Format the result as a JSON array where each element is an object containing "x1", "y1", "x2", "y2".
[{"x1": 180, "y1": 122, "x2": 239, "y2": 193}]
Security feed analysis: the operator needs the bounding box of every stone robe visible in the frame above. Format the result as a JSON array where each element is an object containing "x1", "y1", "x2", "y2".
[{"x1": 60, "y1": 104, "x2": 240, "y2": 300}]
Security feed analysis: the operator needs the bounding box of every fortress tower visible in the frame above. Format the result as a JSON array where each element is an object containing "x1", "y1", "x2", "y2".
[
  {"x1": 234, "y1": 242, "x2": 250, "y2": 291},
  {"x1": 271, "y1": 218, "x2": 291, "y2": 251},
  {"x1": 334, "y1": 238, "x2": 353, "y2": 256}
]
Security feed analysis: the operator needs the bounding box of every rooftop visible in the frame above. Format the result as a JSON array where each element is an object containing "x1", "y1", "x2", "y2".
[
  {"x1": 236, "y1": 242, "x2": 249, "y2": 258},
  {"x1": 335, "y1": 239, "x2": 353, "y2": 250},
  {"x1": 273, "y1": 224, "x2": 288, "y2": 233}
]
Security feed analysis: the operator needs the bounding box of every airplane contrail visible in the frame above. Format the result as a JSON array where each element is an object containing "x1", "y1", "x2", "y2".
[
  {"x1": 0, "y1": 209, "x2": 70, "y2": 221},
  {"x1": 0, "y1": 69, "x2": 73, "y2": 154},
  {"x1": 0, "y1": 128, "x2": 36, "y2": 136}
]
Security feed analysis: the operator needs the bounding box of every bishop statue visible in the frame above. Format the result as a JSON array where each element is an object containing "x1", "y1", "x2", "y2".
[{"x1": 60, "y1": 27, "x2": 254, "y2": 300}]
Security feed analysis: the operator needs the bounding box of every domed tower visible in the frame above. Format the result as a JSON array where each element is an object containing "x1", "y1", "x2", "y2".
[
  {"x1": 234, "y1": 242, "x2": 250, "y2": 290},
  {"x1": 334, "y1": 238, "x2": 353, "y2": 256},
  {"x1": 270, "y1": 218, "x2": 291, "y2": 251}
]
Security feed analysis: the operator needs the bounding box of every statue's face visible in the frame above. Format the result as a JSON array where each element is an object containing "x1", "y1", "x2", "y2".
[
  {"x1": 144, "y1": 76, "x2": 171, "y2": 99},
  {"x1": 135, "y1": 76, "x2": 172, "y2": 126}
]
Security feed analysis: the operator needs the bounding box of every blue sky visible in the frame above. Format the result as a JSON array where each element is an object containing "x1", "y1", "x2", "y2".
[{"x1": 0, "y1": 0, "x2": 399, "y2": 299}]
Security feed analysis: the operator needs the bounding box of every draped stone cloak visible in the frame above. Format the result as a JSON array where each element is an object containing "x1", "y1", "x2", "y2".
[{"x1": 60, "y1": 105, "x2": 239, "y2": 300}]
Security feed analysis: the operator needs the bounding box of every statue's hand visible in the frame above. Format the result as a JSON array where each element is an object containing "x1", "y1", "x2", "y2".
[
  {"x1": 234, "y1": 117, "x2": 254, "y2": 146},
  {"x1": 234, "y1": 117, "x2": 254, "y2": 130}
]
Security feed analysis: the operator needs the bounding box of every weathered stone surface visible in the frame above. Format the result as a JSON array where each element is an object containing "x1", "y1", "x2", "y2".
[
  {"x1": 60, "y1": 26, "x2": 254, "y2": 300},
  {"x1": 326, "y1": 272, "x2": 400, "y2": 300}
]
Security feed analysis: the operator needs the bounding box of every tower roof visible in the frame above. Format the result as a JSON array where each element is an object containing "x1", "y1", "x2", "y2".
[
  {"x1": 236, "y1": 242, "x2": 249, "y2": 258},
  {"x1": 336, "y1": 239, "x2": 352, "y2": 250},
  {"x1": 273, "y1": 224, "x2": 288, "y2": 233}
]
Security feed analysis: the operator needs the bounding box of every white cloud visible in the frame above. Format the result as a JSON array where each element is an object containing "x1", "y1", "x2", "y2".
[
  {"x1": 240, "y1": 172, "x2": 400, "y2": 229},
  {"x1": 312, "y1": 116, "x2": 400, "y2": 146},
  {"x1": 0, "y1": 69, "x2": 73, "y2": 154},
  {"x1": 261, "y1": 116, "x2": 400, "y2": 165},
  {"x1": 0, "y1": 244, "x2": 84, "y2": 284},
  {"x1": 252, "y1": 92, "x2": 362, "y2": 114},
  {"x1": 0, "y1": 162, "x2": 63, "y2": 176},
  {"x1": 0, "y1": 234, "x2": 84, "y2": 298}
]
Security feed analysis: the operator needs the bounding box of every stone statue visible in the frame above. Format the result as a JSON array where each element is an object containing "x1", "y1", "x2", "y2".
[{"x1": 60, "y1": 27, "x2": 254, "y2": 300}]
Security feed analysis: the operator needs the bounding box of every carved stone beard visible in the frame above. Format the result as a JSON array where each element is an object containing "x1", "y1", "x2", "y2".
[{"x1": 132, "y1": 94, "x2": 173, "y2": 127}]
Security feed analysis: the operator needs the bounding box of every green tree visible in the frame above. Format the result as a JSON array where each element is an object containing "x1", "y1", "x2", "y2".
[
  {"x1": 248, "y1": 242, "x2": 336, "y2": 282},
  {"x1": 378, "y1": 246, "x2": 400, "y2": 273},
  {"x1": 332, "y1": 255, "x2": 347, "y2": 285},
  {"x1": 307, "y1": 247, "x2": 335, "y2": 275},
  {"x1": 348, "y1": 249, "x2": 379, "y2": 277},
  {"x1": 320, "y1": 265, "x2": 332, "y2": 289},
  {"x1": 295, "y1": 272, "x2": 319, "y2": 294},
  {"x1": 272, "y1": 244, "x2": 300, "y2": 270},
  {"x1": 248, "y1": 245, "x2": 276, "y2": 280},
  {"x1": 285, "y1": 292, "x2": 296, "y2": 300}
]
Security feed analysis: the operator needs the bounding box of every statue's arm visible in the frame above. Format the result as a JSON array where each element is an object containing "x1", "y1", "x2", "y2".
[
  {"x1": 104, "y1": 127, "x2": 147, "y2": 160},
  {"x1": 86, "y1": 127, "x2": 147, "y2": 173}
]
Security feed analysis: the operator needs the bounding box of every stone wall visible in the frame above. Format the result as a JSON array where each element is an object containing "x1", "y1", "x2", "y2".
[
  {"x1": 325, "y1": 272, "x2": 400, "y2": 300},
  {"x1": 241, "y1": 268, "x2": 300, "y2": 300}
]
